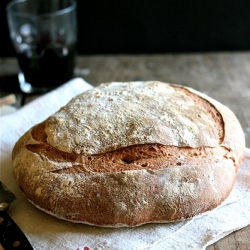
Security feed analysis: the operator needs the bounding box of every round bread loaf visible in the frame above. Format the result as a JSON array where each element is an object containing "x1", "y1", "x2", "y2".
[{"x1": 12, "y1": 81, "x2": 245, "y2": 227}]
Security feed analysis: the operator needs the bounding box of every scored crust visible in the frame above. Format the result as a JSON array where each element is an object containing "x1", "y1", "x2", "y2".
[{"x1": 12, "y1": 81, "x2": 245, "y2": 227}]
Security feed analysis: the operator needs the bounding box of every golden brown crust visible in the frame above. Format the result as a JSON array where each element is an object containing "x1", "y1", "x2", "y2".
[{"x1": 12, "y1": 81, "x2": 245, "y2": 227}]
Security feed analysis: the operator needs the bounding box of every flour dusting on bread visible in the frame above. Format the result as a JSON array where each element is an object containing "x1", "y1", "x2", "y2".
[{"x1": 44, "y1": 81, "x2": 221, "y2": 154}]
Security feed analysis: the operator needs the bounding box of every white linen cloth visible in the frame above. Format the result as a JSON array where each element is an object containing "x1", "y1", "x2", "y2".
[{"x1": 0, "y1": 78, "x2": 250, "y2": 250}]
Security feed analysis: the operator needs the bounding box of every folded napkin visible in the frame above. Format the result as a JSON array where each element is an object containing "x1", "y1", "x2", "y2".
[{"x1": 0, "y1": 78, "x2": 250, "y2": 250}]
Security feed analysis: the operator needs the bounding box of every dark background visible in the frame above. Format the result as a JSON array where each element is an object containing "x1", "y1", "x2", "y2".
[{"x1": 1, "y1": 0, "x2": 250, "y2": 56}]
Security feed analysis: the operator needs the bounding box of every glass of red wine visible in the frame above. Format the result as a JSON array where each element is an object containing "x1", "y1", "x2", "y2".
[{"x1": 6, "y1": 0, "x2": 77, "y2": 93}]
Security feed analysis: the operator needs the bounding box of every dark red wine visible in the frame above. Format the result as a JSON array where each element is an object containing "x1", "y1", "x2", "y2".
[{"x1": 17, "y1": 38, "x2": 76, "y2": 88}]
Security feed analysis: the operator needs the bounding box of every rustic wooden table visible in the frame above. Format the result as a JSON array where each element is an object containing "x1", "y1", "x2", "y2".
[{"x1": 0, "y1": 53, "x2": 250, "y2": 249}]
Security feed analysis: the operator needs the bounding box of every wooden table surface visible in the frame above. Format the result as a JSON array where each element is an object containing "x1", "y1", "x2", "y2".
[{"x1": 0, "y1": 53, "x2": 250, "y2": 249}]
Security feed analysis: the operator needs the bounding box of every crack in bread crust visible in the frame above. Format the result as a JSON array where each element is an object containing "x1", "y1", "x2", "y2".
[
  {"x1": 26, "y1": 106, "x2": 229, "y2": 173},
  {"x1": 26, "y1": 138, "x2": 232, "y2": 173}
]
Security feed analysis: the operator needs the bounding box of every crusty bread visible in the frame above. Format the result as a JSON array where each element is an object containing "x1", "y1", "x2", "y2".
[{"x1": 12, "y1": 81, "x2": 245, "y2": 227}]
